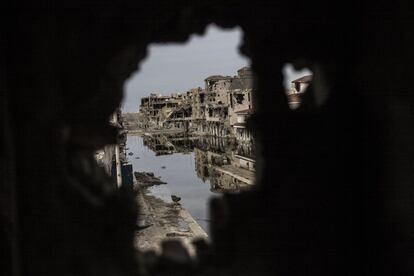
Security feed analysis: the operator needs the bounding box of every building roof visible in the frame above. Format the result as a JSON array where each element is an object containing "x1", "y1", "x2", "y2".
[
  {"x1": 205, "y1": 75, "x2": 232, "y2": 81},
  {"x1": 291, "y1": 75, "x2": 313, "y2": 83},
  {"x1": 237, "y1": 66, "x2": 252, "y2": 77},
  {"x1": 235, "y1": 108, "x2": 253, "y2": 114}
]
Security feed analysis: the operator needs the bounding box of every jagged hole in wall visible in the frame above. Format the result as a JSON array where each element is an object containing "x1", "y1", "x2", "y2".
[
  {"x1": 282, "y1": 63, "x2": 313, "y2": 110},
  {"x1": 117, "y1": 24, "x2": 255, "y2": 251}
]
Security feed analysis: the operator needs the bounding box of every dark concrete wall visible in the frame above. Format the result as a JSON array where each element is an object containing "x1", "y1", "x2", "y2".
[{"x1": 2, "y1": 1, "x2": 414, "y2": 275}]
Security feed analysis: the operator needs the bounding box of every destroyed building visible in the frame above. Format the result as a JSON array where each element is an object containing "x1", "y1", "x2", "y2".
[
  {"x1": 139, "y1": 93, "x2": 183, "y2": 127},
  {"x1": 189, "y1": 87, "x2": 205, "y2": 121},
  {"x1": 5, "y1": 1, "x2": 414, "y2": 276},
  {"x1": 286, "y1": 75, "x2": 313, "y2": 110},
  {"x1": 198, "y1": 68, "x2": 254, "y2": 138},
  {"x1": 163, "y1": 104, "x2": 192, "y2": 129},
  {"x1": 138, "y1": 67, "x2": 257, "y2": 139}
]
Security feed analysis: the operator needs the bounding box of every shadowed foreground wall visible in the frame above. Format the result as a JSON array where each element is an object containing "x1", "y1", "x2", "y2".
[{"x1": 1, "y1": 1, "x2": 414, "y2": 275}]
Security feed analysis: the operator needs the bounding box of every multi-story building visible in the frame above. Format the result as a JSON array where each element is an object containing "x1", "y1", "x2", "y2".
[
  {"x1": 137, "y1": 68, "x2": 311, "y2": 141},
  {"x1": 197, "y1": 67, "x2": 254, "y2": 138},
  {"x1": 286, "y1": 75, "x2": 312, "y2": 109},
  {"x1": 139, "y1": 93, "x2": 182, "y2": 127}
]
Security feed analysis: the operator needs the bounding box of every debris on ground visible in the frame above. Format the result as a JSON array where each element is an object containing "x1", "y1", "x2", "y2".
[{"x1": 134, "y1": 171, "x2": 167, "y2": 187}]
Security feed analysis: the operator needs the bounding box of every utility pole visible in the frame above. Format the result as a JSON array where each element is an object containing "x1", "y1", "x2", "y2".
[{"x1": 113, "y1": 111, "x2": 122, "y2": 187}]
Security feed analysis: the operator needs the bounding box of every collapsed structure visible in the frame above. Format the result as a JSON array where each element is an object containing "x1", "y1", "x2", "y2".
[
  {"x1": 138, "y1": 67, "x2": 312, "y2": 143},
  {"x1": 139, "y1": 67, "x2": 256, "y2": 142}
]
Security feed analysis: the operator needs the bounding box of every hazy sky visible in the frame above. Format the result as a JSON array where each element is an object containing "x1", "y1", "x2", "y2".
[{"x1": 121, "y1": 24, "x2": 311, "y2": 112}]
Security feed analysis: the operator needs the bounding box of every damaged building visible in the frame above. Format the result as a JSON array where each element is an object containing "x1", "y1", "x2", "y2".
[
  {"x1": 286, "y1": 75, "x2": 313, "y2": 110},
  {"x1": 193, "y1": 137, "x2": 255, "y2": 193},
  {"x1": 137, "y1": 67, "x2": 312, "y2": 141},
  {"x1": 163, "y1": 104, "x2": 192, "y2": 130},
  {"x1": 198, "y1": 67, "x2": 254, "y2": 138},
  {"x1": 5, "y1": 2, "x2": 414, "y2": 276},
  {"x1": 139, "y1": 93, "x2": 183, "y2": 127},
  {"x1": 137, "y1": 67, "x2": 258, "y2": 139}
]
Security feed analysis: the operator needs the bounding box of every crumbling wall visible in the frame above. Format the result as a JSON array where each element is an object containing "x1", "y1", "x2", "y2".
[{"x1": 2, "y1": 1, "x2": 414, "y2": 276}]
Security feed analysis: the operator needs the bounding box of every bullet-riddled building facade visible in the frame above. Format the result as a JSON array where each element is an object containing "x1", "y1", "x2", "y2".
[
  {"x1": 197, "y1": 66, "x2": 254, "y2": 140},
  {"x1": 139, "y1": 92, "x2": 190, "y2": 128},
  {"x1": 138, "y1": 67, "x2": 312, "y2": 141},
  {"x1": 138, "y1": 67, "x2": 255, "y2": 140}
]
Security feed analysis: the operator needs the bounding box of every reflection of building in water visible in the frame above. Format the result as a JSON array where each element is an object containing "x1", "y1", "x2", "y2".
[
  {"x1": 234, "y1": 142, "x2": 255, "y2": 172},
  {"x1": 95, "y1": 109, "x2": 134, "y2": 188},
  {"x1": 141, "y1": 133, "x2": 256, "y2": 193},
  {"x1": 209, "y1": 169, "x2": 249, "y2": 193},
  {"x1": 193, "y1": 137, "x2": 255, "y2": 193},
  {"x1": 142, "y1": 133, "x2": 197, "y2": 155},
  {"x1": 233, "y1": 108, "x2": 253, "y2": 143},
  {"x1": 236, "y1": 142, "x2": 254, "y2": 159},
  {"x1": 194, "y1": 147, "x2": 211, "y2": 182},
  {"x1": 143, "y1": 134, "x2": 175, "y2": 156}
]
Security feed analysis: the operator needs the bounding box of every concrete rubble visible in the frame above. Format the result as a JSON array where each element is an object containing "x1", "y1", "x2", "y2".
[{"x1": 134, "y1": 171, "x2": 208, "y2": 254}]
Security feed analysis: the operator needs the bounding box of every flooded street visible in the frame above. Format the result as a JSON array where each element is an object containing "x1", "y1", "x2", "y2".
[
  {"x1": 126, "y1": 134, "x2": 256, "y2": 234},
  {"x1": 126, "y1": 135, "x2": 213, "y2": 232}
]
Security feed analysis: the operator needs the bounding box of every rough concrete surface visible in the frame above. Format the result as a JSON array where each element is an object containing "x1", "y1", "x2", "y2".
[{"x1": 134, "y1": 175, "x2": 208, "y2": 255}]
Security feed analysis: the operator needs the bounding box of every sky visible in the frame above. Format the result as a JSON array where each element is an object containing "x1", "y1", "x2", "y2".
[{"x1": 121, "y1": 24, "x2": 311, "y2": 112}]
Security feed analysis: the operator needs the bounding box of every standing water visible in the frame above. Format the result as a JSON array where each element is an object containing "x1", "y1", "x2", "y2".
[
  {"x1": 126, "y1": 135, "x2": 213, "y2": 232},
  {"x1": 126, "y1": 134, "x2": 255, "y2": 234}
]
